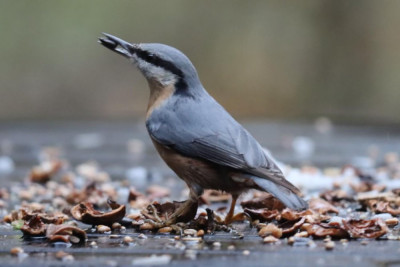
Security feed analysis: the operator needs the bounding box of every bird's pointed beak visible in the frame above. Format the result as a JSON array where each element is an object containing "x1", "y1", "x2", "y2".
[{"x1": 98, "y1": 33, "x2": 136, "y2": 58}]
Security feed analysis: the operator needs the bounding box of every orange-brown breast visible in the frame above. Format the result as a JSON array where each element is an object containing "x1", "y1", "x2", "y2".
[
  {"x1": 146, "y1": 80, "x2": 175, "y2": 119},
  {"x1": 151, "y1": 138, "x2": 246, "y2": 194}
]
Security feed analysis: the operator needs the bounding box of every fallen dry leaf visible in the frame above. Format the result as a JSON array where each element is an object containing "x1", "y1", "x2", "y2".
[
  {"x1": 342, "y1": 219, "x2": 388, "y2": 239},
  {"x1": 241, "y1": 193, "x2": 285, "y2": 211},
  {"x1": 20, "y1": 215, "x2": 47, "y2": 236},
  {"x1": 46, "y1": 223, "x2": 87, "y2": 244},
  {"x1": 368, "y1": 200, "x2": 400, "y2": 216},
  {"x1": 280, "y1": 208, "x2": 313, "y2": 221},
  {"x1": 70, "y1": 199, "x2": 125, "y2": 226},
  {"x1": 309, "y1": 198, "x2": 339, "y2": 214},
  {"x1": 302, "y1": 222, "x2": 349, "y2": 238},
  {"x1": 244, "y1": 208, "x2": 280, "y2": 222}
]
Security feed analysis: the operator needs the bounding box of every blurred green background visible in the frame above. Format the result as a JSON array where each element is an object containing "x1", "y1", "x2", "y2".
[{"x1": 0, "y1": 0, "x2": 399, "y2": 124}]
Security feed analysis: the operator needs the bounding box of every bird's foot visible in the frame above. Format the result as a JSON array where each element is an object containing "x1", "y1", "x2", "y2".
[{"x1": 224, "y1": 212, "x2": 248, "y2": 225}]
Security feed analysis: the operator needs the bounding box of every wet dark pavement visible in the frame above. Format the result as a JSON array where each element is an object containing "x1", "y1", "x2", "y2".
[{"x1": 1, "y1": 120, "x2": 400, "y2": 267}]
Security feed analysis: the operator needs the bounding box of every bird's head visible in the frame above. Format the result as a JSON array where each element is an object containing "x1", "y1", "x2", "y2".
[{"x1": 99, "y1": 33, "x2": 200, "y2": 91}]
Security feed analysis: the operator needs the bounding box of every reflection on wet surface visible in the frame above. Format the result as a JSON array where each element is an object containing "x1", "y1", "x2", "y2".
[{"x1": 1, "y1": 121, "x2": 400, "y2": 266}]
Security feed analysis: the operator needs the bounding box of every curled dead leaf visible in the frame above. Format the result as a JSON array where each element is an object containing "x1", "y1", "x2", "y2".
[
  {"x1": 342, "y1": 219, "x2": 388, "y2": 239},
  {"x1": 280, "y1": 208, "x2": 313, "y2": 221},
  {"x1": 320, "y1": 189, "x2": 354, "y2": 205},
  {"x1": 368, "y1": 200, "x2": 400, "y2": 216},
  {"x1": 280, "y1": 217, "x2": 306, "y2": 236},
  {"x1": 141, "y1": 201, "x2": 197, "y2": 223},
  {"x1": 244, "y1": 208, "x2": 280, "y2": 222},
  {"x1": 20, "y1": 215, "x2": 47, "y2": 236},
  {"x1": 30, "y1": 160, "x2": 62, "y2": 184},
  {"x1": 46, "y1": 224, "x2": 87, "y2": 244},
  {"x1": 302, "y1": 223, "x2": 348, "y2": 238},
  {"x1": 71, "y1": 199, "x2": 125, "y2": 225},
  {"x1": 241, "y1": 193, "x2": 285, "y2": 211},
  {"x1": 309, "y1": 198, "x2": 339, "y2": 214}
]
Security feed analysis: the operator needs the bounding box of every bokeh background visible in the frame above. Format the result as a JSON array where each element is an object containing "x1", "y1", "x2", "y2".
[{"x1": 1, "y1": 0, "x2": 399, "y2": 124}]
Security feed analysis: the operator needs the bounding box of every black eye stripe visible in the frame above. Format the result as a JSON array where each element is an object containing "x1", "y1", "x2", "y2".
[{"x1": 135, "y1": 49, "x2": 184, "y2": 78}]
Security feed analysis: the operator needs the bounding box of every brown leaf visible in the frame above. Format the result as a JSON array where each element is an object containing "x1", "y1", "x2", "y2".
[
  {"x1": 244, "y1": 208, "x2": 280, "y2": 222},
  {"x1": 142, "y1": 201, "x2": 197, "y2": 223},
  {"x1": 46, "y1": 224, "x2": 87, "y2": 243},
  {"x1": 70, "y1": 199, "x2": 126, "y2": 226},
  {"x1": 281, "y1": 217, "x2": 306, "y2": 236},
  {"x1": 20, "y1": 215, "x2": 47, "y2": 236},
  {"x1": 280, "y1": 208, "x2": 313, "y2": 221},
  {"x1": 29, "y1": 160, "x2": 62, "y2": 184},
  {"x1": 309, "y1": 198, "x2": 339, "y2": 214},
  {"x1": 368, "y1": 200, "x2": 400, "y2": 216},
  {"x1": 342, "y1": 219, "x2": 388, "y2": 239},
  {"x1": 302, "y1": 223, "x2": 348, "y2": 238},
  {"x1": 241, "y1": 193, "x2": 285, "y2": 211},
  {"x1": 320, "y1": 189, "x2": 353, "y2": 204}
]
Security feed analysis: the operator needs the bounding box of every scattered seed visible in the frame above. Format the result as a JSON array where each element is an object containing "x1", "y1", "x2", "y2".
[
  {"x1": 258, "y1": 223, "x2": 282, "y2": 238},
  {"x1": 158, "y1": 227, "x2": 172, "y2": 233},
  {"x1": 287, "y1": 237, "x2": 295, "y2": 245},
  {"x1": 385, "y1": 218, "x2": 399, "y2": 226},
  {"x1": 323, "y1": 236, "x2": 331, "y2": 243},
  {"x1": 295, "y1": 231, "x2": 308, "y2": 238},
  {"x1": 69, "y1": 235, "x2": 80, "y2": 244},
  {"x1": 325, "y1": 241, "x2": 335, "y2": 250},
  {"x1": 197, "y1": 229, "x2": 205, "y2": 237},
  {"x1": 55, "y1": 250, "x2": 74, "y2": 261},
  {"x1": 140, "y1": 223, "x2": 155, "y2": 231},
  {"x1": 184, "y1": 229, "x2": 197, "y2": 236},
  {"x1": 10, "y1": 247, "x2": 23, "y2": 256},
  {"x1": 227, "y1": 245, "x2": 235, "y2": 250},
  {"x1": 360, "y1": 240, "x2": 369, "y2": 246},
  {"x1": 112, "y1": 222, "x2": 122, "y2": 229},
  {"x1": 212, "y1": 241, "x2": 221, "y2": 248},
  {"x1": 243, "y1": 250, "x2": 250, "y2": 256},
  {"x1": 138, "y1": 233, "x2": 148, "y2": 239},
  {"x1": 97, "y1": 225, "x2": 111, "y2": 233},
  {"x1": 263, "y1": 235, "x2": 278, "y2": 243},
  {"x1": 123, "y1": 236, "x2": 134, "y2": 243},
  {"x1": 90, "y1": 241, "x2": 98, "y2": 248}
]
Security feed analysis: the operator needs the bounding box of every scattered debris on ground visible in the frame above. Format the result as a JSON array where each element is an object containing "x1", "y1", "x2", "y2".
[{"x1": 1, "y1": 147, "x2": 400, "y2": 251}]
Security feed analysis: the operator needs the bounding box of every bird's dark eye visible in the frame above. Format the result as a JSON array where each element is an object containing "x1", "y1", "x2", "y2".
[{"x1": 147, "y1": 53, "x2": 155, "y2": 61}]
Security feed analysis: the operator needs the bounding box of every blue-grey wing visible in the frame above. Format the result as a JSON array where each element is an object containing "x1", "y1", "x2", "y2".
[{"x1": 147, "y1": 93, "x2": 299, "y2": 193}]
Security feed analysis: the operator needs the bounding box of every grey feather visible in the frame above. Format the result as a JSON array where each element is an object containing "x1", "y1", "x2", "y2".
[
  {"x1": 250, "y1": 175, "x2": 308, "y2": 210},
  {"x1": 147, "y1": 87, "x2": 300, "y2": 194}
]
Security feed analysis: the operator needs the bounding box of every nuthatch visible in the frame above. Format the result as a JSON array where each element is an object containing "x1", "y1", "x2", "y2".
[{"x1": 99, "y1": 33, "x2": 307, "y2": 225}]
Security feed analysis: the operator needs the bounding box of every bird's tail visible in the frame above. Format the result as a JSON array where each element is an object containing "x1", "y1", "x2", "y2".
[{"x1": 250, "y1": 175, "x2": 308, "y2": 211}]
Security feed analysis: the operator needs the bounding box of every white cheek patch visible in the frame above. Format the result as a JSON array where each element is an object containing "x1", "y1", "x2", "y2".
[{"x1": 132, "y1": 56, "x2": 177, "y2": 87}]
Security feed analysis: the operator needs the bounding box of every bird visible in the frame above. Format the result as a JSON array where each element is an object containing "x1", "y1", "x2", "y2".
[{"x1": 98, "y1": 33, "x2": 308, "y2": 226}]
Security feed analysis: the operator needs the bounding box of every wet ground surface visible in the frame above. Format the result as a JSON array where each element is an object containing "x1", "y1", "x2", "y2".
[{"x1": 1, "y1": 120, "x2": 400, "y2": 267}]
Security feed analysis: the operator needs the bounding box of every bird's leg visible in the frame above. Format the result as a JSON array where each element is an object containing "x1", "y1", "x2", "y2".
[{"x1": 224, "y1": 194, "x2": 245, "y2": 225}]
